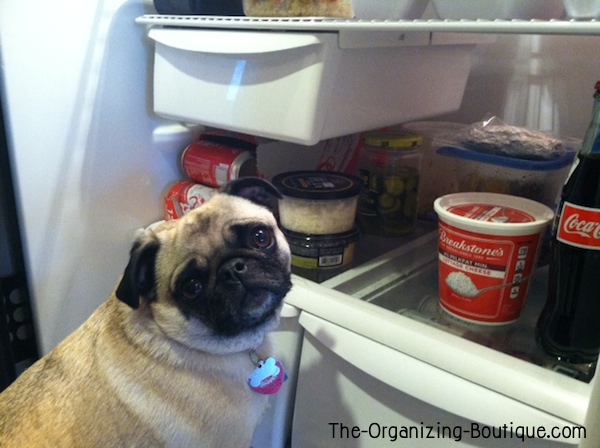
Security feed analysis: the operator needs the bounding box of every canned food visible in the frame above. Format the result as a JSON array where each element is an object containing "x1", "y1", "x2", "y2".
[
  {"x1": 182, "y1": 139, "x2": 257, "y2": 188},
  {"x1": 164, "y1": 181, "x2": 218, "y2": 220}
]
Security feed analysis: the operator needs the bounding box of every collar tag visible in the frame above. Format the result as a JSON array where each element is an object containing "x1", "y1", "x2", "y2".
[{"x1": 248, "y1": 356, "x2": 287, "y2": 395}]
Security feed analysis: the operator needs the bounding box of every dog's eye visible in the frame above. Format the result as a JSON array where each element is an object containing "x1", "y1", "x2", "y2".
[
  {"x1": 181, "y1": 278, "x2": 203, "y2": 300},
  {"x1": 250, "y1": 226, "x2": 274, "y2": 250}
]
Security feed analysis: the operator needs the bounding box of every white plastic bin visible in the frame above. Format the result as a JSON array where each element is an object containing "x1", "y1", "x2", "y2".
[{"x1": 149, "y1": 28, "x2": 479, "y2": 145}]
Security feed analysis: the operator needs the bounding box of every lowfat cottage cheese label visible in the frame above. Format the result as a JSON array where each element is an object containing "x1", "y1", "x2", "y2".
[{"x1": 437, "y1": 219, "x2": 541, "y2": 324}]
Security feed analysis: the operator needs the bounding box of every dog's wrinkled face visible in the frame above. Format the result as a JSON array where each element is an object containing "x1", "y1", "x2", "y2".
[{"x1": 116, "y1": 179, "x2": 292, "y2": 354}]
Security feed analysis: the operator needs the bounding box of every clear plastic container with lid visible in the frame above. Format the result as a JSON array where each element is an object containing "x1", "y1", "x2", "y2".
[
  {"x1": 272, "y1": 171, "x2": 361, "y2": 236},
  {"x1": 357, "y1": 131, "x2": 423, "y2": 236}
]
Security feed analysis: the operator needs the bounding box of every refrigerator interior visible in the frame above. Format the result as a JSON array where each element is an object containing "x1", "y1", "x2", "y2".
[
  {"x1": 1, "y1": 2, "x2": 600, "y2": 447},
  {"x1": 0, "y1": 0, "x2": 596, "y2": 366}
]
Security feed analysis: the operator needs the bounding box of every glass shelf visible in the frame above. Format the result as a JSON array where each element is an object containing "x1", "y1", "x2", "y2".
[
  {"x1": 325, "y1": 229, "x2": 597, "y2": 383},
  {"x1": 136, "y1": 15, "x2": 600, "y2": 36}
]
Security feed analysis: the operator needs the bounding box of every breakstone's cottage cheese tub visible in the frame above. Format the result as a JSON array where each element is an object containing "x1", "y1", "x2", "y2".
[{"x1": 434, "y1": 192, "x2": 554, "y2": 324}]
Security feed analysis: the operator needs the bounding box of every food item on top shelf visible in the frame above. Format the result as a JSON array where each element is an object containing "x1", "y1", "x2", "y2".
[
  {"x1": 153, "y1": 0, "x2": 245, "y2": 15},
  {"x1": 242, "y1": 0, "x2": 354, "y2": 17},
  {"x1": 272, "y1": 171, "x2": 361, "y2": 235}
]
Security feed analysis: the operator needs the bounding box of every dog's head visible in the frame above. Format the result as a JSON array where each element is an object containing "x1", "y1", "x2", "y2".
[{"x1": 115, "y1": 178, "x2": 292, "y2": 354}]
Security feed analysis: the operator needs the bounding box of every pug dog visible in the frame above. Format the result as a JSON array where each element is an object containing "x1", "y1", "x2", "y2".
[{"x1": 0, "y1": 177, "x2": 292, "y2": 448}]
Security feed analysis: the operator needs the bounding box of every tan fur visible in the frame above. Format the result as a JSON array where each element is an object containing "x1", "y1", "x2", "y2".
[{"x1": 0, "y1": 187, "x2": 291, "y2": 448}]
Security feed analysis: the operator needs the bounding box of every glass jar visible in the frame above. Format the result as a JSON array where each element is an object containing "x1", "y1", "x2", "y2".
[{"x1": 356, "y1": 131, "x2": 423, "y2": 236}]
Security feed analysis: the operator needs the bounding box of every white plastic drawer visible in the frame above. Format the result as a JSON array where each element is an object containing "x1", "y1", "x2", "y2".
[{"x1": 149, "y1": 28, "x2": 478, "y2": 145}]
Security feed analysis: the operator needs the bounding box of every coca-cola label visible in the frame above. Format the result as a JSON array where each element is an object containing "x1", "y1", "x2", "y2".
[{"x1": 557, "y1": 201, "x2": 600, "y2": 250}]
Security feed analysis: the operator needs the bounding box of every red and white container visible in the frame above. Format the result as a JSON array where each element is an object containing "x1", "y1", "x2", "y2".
[
  {"x1": 434, "y1": 192, "x2": 554, "y2": 324},
  {"x1": 182, "y1": 139, "x2": 257, "y2": 188},
  {"x1": 164, "y1": 181, "x2": 218, "y2": 220}
]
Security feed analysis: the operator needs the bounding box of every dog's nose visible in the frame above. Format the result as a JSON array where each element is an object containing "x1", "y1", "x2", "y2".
[{"x1": 218, "y1": 258, "x2": 248, "y2": 283}]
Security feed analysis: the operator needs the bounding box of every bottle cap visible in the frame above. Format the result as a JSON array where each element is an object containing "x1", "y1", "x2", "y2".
[{"x1": 595, "y1": 80, "x2": 600, "y2": 91}]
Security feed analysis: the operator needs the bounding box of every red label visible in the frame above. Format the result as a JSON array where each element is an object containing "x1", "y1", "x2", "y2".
[
  {"x1": 164, "y1": 182, "x2": 216, "y2": 221},
  {"x1": 447, "y1": 204, "x2": 535, "y2": 223},
  {"x1": 557, "y1": 202, "x2": 600, "y2": 250},
  {"x1": 437, "y1": 221, "x2": 541, "y2": 324},
  {"x1": 182, "y1": 142, "x2": 246, "y2": 187}
]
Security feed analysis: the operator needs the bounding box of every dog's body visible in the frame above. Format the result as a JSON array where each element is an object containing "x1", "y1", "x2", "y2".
[{"x1": 0, "y1": 178, "x2": 292, "y2": 447}]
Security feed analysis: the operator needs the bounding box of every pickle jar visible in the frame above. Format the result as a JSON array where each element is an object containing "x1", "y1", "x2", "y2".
[{"x1": 356, "y1": 131, "x2": 423, "y2": 236}]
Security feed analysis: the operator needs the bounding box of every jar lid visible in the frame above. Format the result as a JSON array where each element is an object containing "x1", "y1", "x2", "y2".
[
  {"x1": 364, "y1": 131, "x2": 423, "y2": 149},
  {"x1": 272, "y1": 171, "x2": 362, "y2": 200}
]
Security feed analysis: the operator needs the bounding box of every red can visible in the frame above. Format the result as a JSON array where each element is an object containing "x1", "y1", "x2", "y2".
[
  {"x1": 164, "y1": 181, "x2": 217, "y2": 221},
  {"x1": 182, "y1": 140, "x2": 257, "y2": 188}
]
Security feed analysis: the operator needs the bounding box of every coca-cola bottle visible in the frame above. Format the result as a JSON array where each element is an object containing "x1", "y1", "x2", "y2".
[{"x1": 536, "y1": 81, "x2": 600, "y2": 364}]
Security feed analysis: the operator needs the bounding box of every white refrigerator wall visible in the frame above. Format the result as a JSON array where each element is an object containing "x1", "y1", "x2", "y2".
[
  {"x1": 0, "y1": 0, "x2": 200, "y2": 354},
  {"x1": 440, "y1": 33, "x2": 599, "y2": 140}
]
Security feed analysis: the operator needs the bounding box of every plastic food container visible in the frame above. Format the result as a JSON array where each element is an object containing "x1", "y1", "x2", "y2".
[
  {"x1": 357, "y1": 132, "x2": 423, "y2": 236},
  {"x1": 283, "y1": 226, "x2": 360, "y2": 271},
  {"x1": 242, "y1": 0, "x2": 354, "y2": 17},
  {"x1": 437, "y1": 146, "x2": 576, "y2": 209},
  {"x1": 434, "y1": 193, "x2": 554, "y2": 325},
  {"x1": 431, "y1": 0, "x2": 564, "y2": 19},
  {"x1": 351, "y1": 0, "x2": 428, "y2": 19},
  {"x1": 400, "y1": 121, "x2": 467, "y2": 219},
  {"x1": 153, "y1": 0, "x2": 244, "y2": 15},
  {"x1": 272, "y1": 171, "x2": 361, "y2": 235},
  {"x1": 563, "y1": 0, "x2": 600, "y2": 19}
]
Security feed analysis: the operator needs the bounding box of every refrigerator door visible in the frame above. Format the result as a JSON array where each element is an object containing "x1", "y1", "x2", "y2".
[
  {"x1": 293, "y1": 311, "x2": 580, "y2": 447},
  {"x1": 251, "y1": 302, "x2": 304, "y2": 448},
  {"x1": 284, "y1": 232, "x2": 591, "y2": 436}
]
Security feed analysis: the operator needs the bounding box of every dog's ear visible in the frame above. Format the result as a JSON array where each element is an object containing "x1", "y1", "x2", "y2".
[
  {"x1": 221, "y1": 177, "x2": 281, "y2": 212},
  {"x1": 115, "y1": 232, "x2": 160, "y2": 309}
]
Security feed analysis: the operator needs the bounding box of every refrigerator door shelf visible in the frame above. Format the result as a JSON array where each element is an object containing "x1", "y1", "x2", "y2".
[
  {"x1": 286, "y1": 246, "x2": 592, "y2": 429},
  {"x1": 148, "y1": 27, "x2": 477, "y2": 145},
  {"x1": 295, "y1": 311, "x2": 581, "y2": 446},
  {"x1": 251, "y1": 302, "x2": 304, "y2": 448}
]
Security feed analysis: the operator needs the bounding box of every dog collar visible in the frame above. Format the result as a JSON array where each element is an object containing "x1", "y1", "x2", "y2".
[{"x1": 247, "y1": 350, "x2": 287, "y2": 395}]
